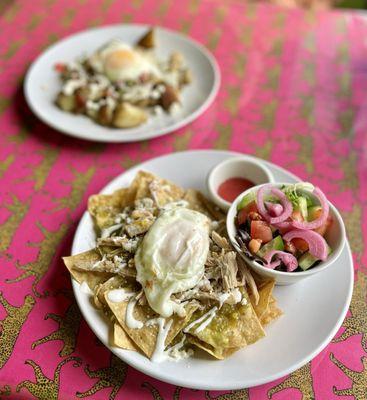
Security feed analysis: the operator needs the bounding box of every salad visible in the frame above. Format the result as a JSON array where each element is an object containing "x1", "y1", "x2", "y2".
[{"x1": 235, "y1": 183, "x2": 333, "y2": 272}]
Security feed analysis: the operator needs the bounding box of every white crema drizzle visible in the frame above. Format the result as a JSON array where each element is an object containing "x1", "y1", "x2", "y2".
[
  {"x1": 183, "y1": 306, "x2": 218, "y2": 334},
  {"x1": 125, "y1": 297, "x2": 143, "y2": 329},
  {"x1": 101, "y1": 223, "x2": 123, "y2": 239},
  {"x1": 149, "y1": 318, "x2": 173, "y2": 363},
  {"x1": 107, "y1": 288, "x2": 135, "y2": 303}
]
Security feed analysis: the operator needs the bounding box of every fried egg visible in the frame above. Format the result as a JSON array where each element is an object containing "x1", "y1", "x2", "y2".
[
  {"x1": 135, "y1": 207, "x2": 210, "y2": 318},
  {"x1": 89, "y1": 40, "x2": 161, "y2": 83}
]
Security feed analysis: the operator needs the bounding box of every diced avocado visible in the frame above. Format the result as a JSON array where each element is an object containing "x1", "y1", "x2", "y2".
[
  {"x1": 237, "y1": 192, "x2": 255, "y2": 211},
  {"x1": 298, "y1": 245, "x2": 332, "y2": 271},
  {"x1": 295, "y1": 196, "x2": 308, "y2": 220},
  {"x1": 298, "y1": 252, "x2": 318, "y2": 271},
  {"x1": 308, "y1": 206, "x2": 322, "y2": 222},
  {"x1": 257, "y1": 235, "x2": 284, "y2": 258}
]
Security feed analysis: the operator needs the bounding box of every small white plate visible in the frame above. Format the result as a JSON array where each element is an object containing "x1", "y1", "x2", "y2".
[
  {"x1": 24, "y1": 25, "x2": 220, "y2": 143},
  {"x1": 71, "y1": 150, "x2": 353, "y2": 390}
]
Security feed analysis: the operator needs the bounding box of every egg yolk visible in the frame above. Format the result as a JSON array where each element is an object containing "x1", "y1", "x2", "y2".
[{"x1": 105, "y1": 49, "x2": 138, "y2": 70}]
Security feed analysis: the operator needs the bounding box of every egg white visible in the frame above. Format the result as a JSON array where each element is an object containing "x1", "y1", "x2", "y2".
[
  {"x1": 135, "y1": 207, "x2": 210, "y2": 318},
  {"x1": 89, "y1": 40, "x2": 161, "y2": 82}
]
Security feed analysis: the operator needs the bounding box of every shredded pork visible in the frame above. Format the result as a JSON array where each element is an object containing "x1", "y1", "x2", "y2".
[{"x1": 87, "y1": 191, "x2": 256, "y2": 310}]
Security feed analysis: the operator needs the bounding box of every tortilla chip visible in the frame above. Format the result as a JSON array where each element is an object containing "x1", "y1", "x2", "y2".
[
  {"x1": 260, "y1": 296, "x2": 283, "y2": 325},
  {"x1": 63, "y1": 250, "x2": 112, "y2": 290},
  {"x1": 89, "y1": 170, "x2": 185, "y2": 231},
  {"x1": 105, "y1": 294, "x2": 198, "y2": 358},
  {"x1": 88, "y1": 187, "x2": 136, "y2": 230},
  {"x1": 187, "y1": 335, "x2": 239, "y2": 360},
  {"x1": 186, "y1": 290, "x2": 265, "y2": 350},
  {"x1": 94, "y1": 275, "x2": 138, "y2": 309},
  {"x1": 129, "y1": 170, "x2": 156, "y2": 200},
  {"x1": 250, "y1": 279, "x2": 275, "y2": 320},
  {"x1": 132, "y1": 170, "x2": 184, "y2": 206},
  {"x1": 113, "y1": 323, "x2": 139, "y2": 351},
  {"x1": 183, "y1": 189, "x2": 224, "y2": 220},
  {"x1": 88, "y1": 170, "x2": 153, "y2": 230}
]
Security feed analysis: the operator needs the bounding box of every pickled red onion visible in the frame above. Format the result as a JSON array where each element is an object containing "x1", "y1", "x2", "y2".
[
  {"x1": 283, "y1": 229, "x2": 328, "y2": 261},
  {"x1": 265, "y1": 201, "x2": 283, "y2": 217},
  {"x1": 274, "y1": 221, "x2": 292, "y2": 230},
  {"x1": 291, "y1": 187, "x2": 329, "y2": 230},
  {"x1": 257, "y1": 186, "x2": 293, "y2": 224},
  {"x1": 263, "y1": 250, "x2": 298, "y2": 272}
]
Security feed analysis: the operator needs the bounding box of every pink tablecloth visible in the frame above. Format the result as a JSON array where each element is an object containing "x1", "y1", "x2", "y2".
[{"x1": 0, "y1": 0, "x2": 366, "y2": 399}]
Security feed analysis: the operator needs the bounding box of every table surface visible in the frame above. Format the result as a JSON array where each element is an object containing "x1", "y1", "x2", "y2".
[{"x1": 0, "y1": 0, "x2": 366, "y2": 399}]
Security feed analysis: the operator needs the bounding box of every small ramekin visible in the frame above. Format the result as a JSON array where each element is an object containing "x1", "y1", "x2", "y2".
[
  {"x1": 226, "y1": 183, "x2": 347, "y2": 285},
  {"x1": 207, "y1": 156, "x2": 274, "y2": 210}
]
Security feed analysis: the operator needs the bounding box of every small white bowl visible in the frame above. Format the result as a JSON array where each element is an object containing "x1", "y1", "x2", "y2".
[
  {"x1": 226, "y1": 183, "x2": 346, "y2": 285},
  {"x1": 207, "y1": 156, "x2": 274, "y2": 210}
]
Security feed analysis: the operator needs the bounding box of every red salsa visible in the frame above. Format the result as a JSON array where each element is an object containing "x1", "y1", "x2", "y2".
[{"x1": 218, "y1": 177, "x2": 255, "y2": 202}]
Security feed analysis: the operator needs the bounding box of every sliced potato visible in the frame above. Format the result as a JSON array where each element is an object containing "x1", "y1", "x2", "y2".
[
  {"x1": 180, "y1": 69, "x2": 193, "y2": 86},
  {"x1": 160, "y1": 85, "x2": 180, "y2": 111},
  {"x1": 85, "y1": 106, "x2": 98, "y2": 119},
  {"x1": 137, "y1": 28, "x2": 155, "y2": 49},
  {"x1": 112, "y1": 102, "x2": 147, "y2": 128},
  {"x1": 168, "y1": 52, "x2": 184, "y2": 71},
  {"x1": 55, "y1": 92, "x2": 76, "y2": 112},
  {"x1": 74, "y1": 87, "x2": 89, "y2": 113},
  {"x1": 97, "y1": 104, "x2": 114, "y2": 126}
]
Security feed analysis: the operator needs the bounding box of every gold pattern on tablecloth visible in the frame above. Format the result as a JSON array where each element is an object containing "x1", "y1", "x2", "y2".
[
  {"x1": 0, "y1": 154, "x2": 14, "y2": 179},
  {"x1": 0, "y1": 1, "x2": 365, "y2": 398},
  {"x1": 142, "y1": 382, "x2": 183, "y2": 399},
  {"x1": 173, "y1": 129, "x2": 193, "y2": 152},
  {"x1": 333, "y1": 270, "x2": 367, "y2": 352},
  {"x1": 267, "y1": 363, "x2": 314, "y2": 399},
  {"x1": 52, "y1": 166, "x2": 96, "y2": 212},
  {"x1": 0, "y1": 292, "x2": 35, "y2": 369},
  {"x1": 213, "y1": 122, "x2": 232, "y2": 150},
  {"x1": 6, "y1": 222, "x2": 68, "y2": 297},
  {"x1": 330, "y1": 353, "x2": 367, "y2": 399},
  {"x1": 341, "y1": 205, "x2": 364, "y2": 259},
  {"x1": 27, "y1": 148, "x2": 59, "y2": 191},
  {"x1": 0, "y1": 195, "x2": 31, "y2": 252},
  {"x1": 16, "y1": 357, "x2": 81, "y2": 399},
  {"x1": 0, "y1": 384, "x2": 11, "y2": 396},
  {"x1": 295, "y1": 135, "x2": 314, "y2": 174},
  {"x1": 205, "y1": 388, "x2": 249, "y2": 400},
  {"x1": 31, "y1": 300, "x2": 82, "y2": 357},
  {"x1": 76, "y1": 355, "x2": 127, "y2": 399}
]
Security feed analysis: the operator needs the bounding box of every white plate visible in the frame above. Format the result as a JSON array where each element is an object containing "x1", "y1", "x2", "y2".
[
  {"x1": 71, "y1": 150, "x2": 353, "y2": 390},
  {"x1": 24, "y1": 25, "x2": 220, "y2": 143}
]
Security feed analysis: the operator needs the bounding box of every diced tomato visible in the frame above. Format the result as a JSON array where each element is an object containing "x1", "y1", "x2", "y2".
[
  {"x1": 245, "y1": 201, "x2": 258, "y2": 214},
  {"x1": 251, "y1": 220, "x2": 273, "y2": 243},
  {"x1": 291, "y1": 210, "x2": 304, "y2": 222},
  {"x1": 54, "y1": 63, "x2": 66, "y2": 72},
  {"x1": 314, "y1": 209, "x2": 333, "y2": 236},
  {"x1": 291, "y1": 238, "x2": 309, "y2": 253},
  {"x1": 237, "y1": 201, "x2": 258, "y2": 226}
]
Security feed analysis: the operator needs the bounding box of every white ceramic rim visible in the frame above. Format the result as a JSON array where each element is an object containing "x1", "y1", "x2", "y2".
[
  {"x1": 23, "y1": 24, "x2": 221, "y2": 143},
  {"x1": 70, "y1": 150, "x2": 354, "y2": 390},
  {"x1": 207, "y1": 156, "x2": 275, "y2": 210},
  {"x1": 226, "y1": 182, "x2": 346, "y2": 278}
]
